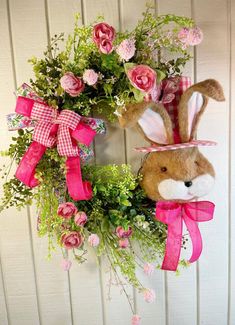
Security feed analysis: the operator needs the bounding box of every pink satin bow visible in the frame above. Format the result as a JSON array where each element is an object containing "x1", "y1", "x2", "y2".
[
  {"x1": 155, "y1": 201, "x2": 215, "y2": 271},
  {"x1": 15, "y1": 96, "x2": 96, "y2": 201}
]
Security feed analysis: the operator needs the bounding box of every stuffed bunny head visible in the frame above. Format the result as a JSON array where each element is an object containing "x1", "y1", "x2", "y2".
[{"x1": 119, "y1": 79, "x2": 225, "y2": 202}]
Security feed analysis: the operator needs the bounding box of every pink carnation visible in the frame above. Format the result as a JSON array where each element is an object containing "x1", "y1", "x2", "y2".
[
  {"x1": 61, "y1": 231, "x2": 84, "y2": 249},
  {"x1": 88, "y1": 234, "x2": 100, "y2": 247},
  {"x1": 132, "y1": 314, "x2": 141, "y2": 325},
  {"x1": 61, "y1": 258, "x2": 72, "y2": 271},
  {"x1": 116, "y1": 39, "x2": 136, "y2": 61},
  {"x1": 127, "y1": 65, "x2": 156, "y2": 93},
  {"x1": 178, "y1": 26, "x2": 203, "y2": 47},
  {"x1": 143, "y1": 288, "x2": 156, "y2": 303},
  {"x1": 83, "y1": 69, "x2": 99, "y2": 86},
  {"x1": 119, "y1": 238, "x2": 129, "y2": 249},
  {"x1": 116, "y1": 226, "x2": 132, "y2": 238},
  {"x1": 57, "y1": 202, "x2": 78, "y2": 219},
  {"x1": 143, "y1": 263, "x2": 154, "y2": 276},
  {"x1": 60, "y1": 72, "x2": 84, "y2": 97},
  {"x1": 74, "y1": 211, "x2": 88, "y2": 227}
]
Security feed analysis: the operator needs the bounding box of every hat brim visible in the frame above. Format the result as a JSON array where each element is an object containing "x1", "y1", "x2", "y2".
[{"x1": 135, "y1": 140, "x2": 217, "y2": 153}]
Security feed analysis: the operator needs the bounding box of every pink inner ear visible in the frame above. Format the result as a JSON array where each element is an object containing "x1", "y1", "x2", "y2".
[
  {"x1": 138, "y1": 108, "x2": 168, "y2": 144},
  {"x1": 188, "y1": 91, "x2": 204, "y2": 137}
]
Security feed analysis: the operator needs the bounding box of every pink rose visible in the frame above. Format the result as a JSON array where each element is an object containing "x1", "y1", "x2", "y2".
[
  {"x1": 143, "y1": 263, "x2": 154, "y2": 276},
  {"x1": 98, "y1": 37, "x2": 113, "y2": 54},
  {"x1": 74, "y1": 211, "x2": 87, "y2": 226},
  {"x1": 88, "y1": 234, "x2": 100, "y2": 247},
  {"x1": 61, "y1": 258, "x2": 72, "y2": 271},
  {"x1": 116, "y1": 226, "x2": 133, "y2": 238},
  {"x1": 83, "y1": 69, "x2": 99, "y2": 85},
  {"x1": 60, "y1": 72, "x2": 85, "y2": 97},
  {"x1": 132, "y1": 314, "x2": 141, "y2": 325},
  {"x1": 143, "y1": 288, "x2": 156, "y2": 303},
  {"x1": 61, "y1": 231, "x2": 84, "y2": 249},
  {"x1": 93, "y1": 22, "x2": 115, "y2": 45},
  {"x1": 57, "y1": 202, "x2": 78, "y2": 219},
  {"x1": 127, "y1": 65, "x2": 156, "y2": 93},
  {"x1": 116, "y1": 39, "x2": 136, "y2": 61},
  {"x1": 119, "y1": 238, "x2": 129, "y2": 249}
]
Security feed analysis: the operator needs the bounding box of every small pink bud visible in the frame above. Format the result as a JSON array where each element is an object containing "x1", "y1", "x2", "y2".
[
  {"x1": 119, "y1": 238, "x2": 129, "y2": 249},
  {"x1": 61, "y1": 258, "x2": 72, "y2": 271}
]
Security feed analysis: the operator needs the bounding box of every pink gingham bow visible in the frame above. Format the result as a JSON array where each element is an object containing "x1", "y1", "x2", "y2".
[
  {"x1": 15, "y1": 95, "x2": 96, "y2": 201},
  {"x1": 155, "y1": 201, "x2": 215, "y2": 271}
]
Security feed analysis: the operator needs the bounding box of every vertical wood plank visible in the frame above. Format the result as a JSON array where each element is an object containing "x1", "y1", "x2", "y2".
[
  {"x1": 194, "y1": 1, "x2": 229, "y2": 324},
  {"x1": 0, "y1": 0, "x2": 40, "y2": 324},
  {"x1": 84, "y1": 0, "x2": 126, "y2": 165},
  {"x1": 157, "y1": 2, "x2": 197, "y2": 325},
  {"x1": 120, "y1": 1, "x2": 167, "y2": 324},
  {"x1": 0, "y1": 255, "x2": 9, "y2": 325},
  {"x1": 46, "y1": 2, "x2": 104, "y2": 324},
  {"x1": 229, "y1": 0, "x2": 235, "y2": 323},
  {"x1": 83, "y1": 1, "x2": 133, "y2": 324}
]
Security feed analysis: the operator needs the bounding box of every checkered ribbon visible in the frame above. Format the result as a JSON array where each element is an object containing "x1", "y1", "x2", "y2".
[
  {"x1": 14, "y1": 95, "x2": 96, "y2": 201},
  {"x1": 135, "y1": 140, "x2": 217, "y2": 153},
  {"x1": 163, "y1": 76, "x2": 192, "y2": 143}
]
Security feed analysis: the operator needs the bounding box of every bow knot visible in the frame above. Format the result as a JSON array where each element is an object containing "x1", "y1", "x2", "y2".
[
  {"x1": 14, "y1": 94, "x2": 96, "y2": 201},
  {"x1": 156, "y1": 200, "x2": 215, "y2": 271}
]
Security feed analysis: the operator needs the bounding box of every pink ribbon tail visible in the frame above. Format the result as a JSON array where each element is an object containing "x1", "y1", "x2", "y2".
[
  {"x1": 183, "y1": 214, "x2": 202, "y2": 263},
  {"x1": 15, "y1": 141, "x2": 46, "y2": 187},
  {"x1": 66, "y1": 157, "x2": 93, "y2": 201},
  {"x1": 162, "y1": 216, "x2": 183, "y2": 271}
]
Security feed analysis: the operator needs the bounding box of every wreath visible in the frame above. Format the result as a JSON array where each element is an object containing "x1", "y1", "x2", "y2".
[{"x1": 1, "y1": 6, "x2": 222, "y2": 325}]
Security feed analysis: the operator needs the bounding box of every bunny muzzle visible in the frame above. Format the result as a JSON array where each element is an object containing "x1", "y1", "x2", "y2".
[{"x1": 140, "y1": 147, "x2": 215, "y2": 202}]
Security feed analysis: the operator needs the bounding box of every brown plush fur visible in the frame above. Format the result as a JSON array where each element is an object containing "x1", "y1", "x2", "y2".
[
  {"x1": 118, "y1": 102, "x2": 149, "y2": 128},
  {"x1": 119, "y1": 79, "x2": 224, "y2": 201},
  {"x1": 140, "y1": 147, "x2": 215, "y2": 201},
  {"x1": 178, "y1": 79, "x2": 225, "y2": 142},
  {"x1": 119, "y1": 102, "x2": 175, "y2": 144}
]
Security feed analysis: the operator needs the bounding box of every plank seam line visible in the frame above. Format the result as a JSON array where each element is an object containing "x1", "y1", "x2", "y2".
[
  {"x1": 67, "y1": 271, "x2": 74, "y2": 325},
  {"x1": 44, "y1": 0, "x2": 51, "y2": 46},
  {"x1": 227, "y1": 0, "x2": 232, "y2": 323},
  {"x1": 27, "y1": 207, "x2": 42, "y2": 325},
  {"x1": 191, "y1": 1, "x2": 201, "y2": 324},
  {"x1": 98, "y1": 257, "x2": 107, "y2": 325},
  {"x1": 81, "y1": 0, "x2": 85, "y2": 25},
  {"x1": 164, "y1": 271, "x2": 169, "y2": 325},
  {"x1": 0, "y1": 237, "x2": 10, "y2": 325}
]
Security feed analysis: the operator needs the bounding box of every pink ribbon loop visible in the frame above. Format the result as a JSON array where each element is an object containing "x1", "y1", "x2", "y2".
[
  {"x1": 155, "y1": 201, "x2": 215, "y2": 271},
  {"x1": 14, "y1": 95, "x2": 96, "y2": 201}
]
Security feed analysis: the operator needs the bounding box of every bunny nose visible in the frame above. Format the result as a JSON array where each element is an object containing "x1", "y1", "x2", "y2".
[{"x1": 184, "y1": 181, "x2": 193, "y2": 187}]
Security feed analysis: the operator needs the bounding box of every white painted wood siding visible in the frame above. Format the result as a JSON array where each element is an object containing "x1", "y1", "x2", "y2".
[{"x1": 0, "y1": 1, "x2": 234, "y2": 324}]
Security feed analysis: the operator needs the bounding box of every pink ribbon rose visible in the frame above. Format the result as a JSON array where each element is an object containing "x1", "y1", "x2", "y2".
[
  {"x1": 61, "y1": 231, "x2": 84, "y2": 249},
  {"x1": 127, "y1": 65, "x2": 156, "y2": 93},
  {"x1": 93, "y1": 22, "x2": 115, "y2": 44},
  {"x1": 57, "y1": 202, "x2": 78, "y2": 219},
  {"x1": 60, "y1": 72, "x2": 85, "y2": 97}
]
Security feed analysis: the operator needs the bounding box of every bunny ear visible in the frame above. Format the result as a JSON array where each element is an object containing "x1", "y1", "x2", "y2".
[
  {"x1": 178, "y1": 79, "x2": 225, "y2": 142},
  {"x1": 137, "y1": 103, "x2": 174, "y2": 144}
]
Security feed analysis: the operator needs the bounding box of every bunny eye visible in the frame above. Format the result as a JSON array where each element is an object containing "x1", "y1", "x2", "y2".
[
  {"x1": 194, "y1": 161, "x2": 200, "y2": 166},
  {"x1": 161, "y1": 167, "x2": 167, "y2": 172}
]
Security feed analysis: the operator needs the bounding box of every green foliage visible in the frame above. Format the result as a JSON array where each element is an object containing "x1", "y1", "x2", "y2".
[{"x1": 27, "y1": 8, "x2": 197, "y2": 121}]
